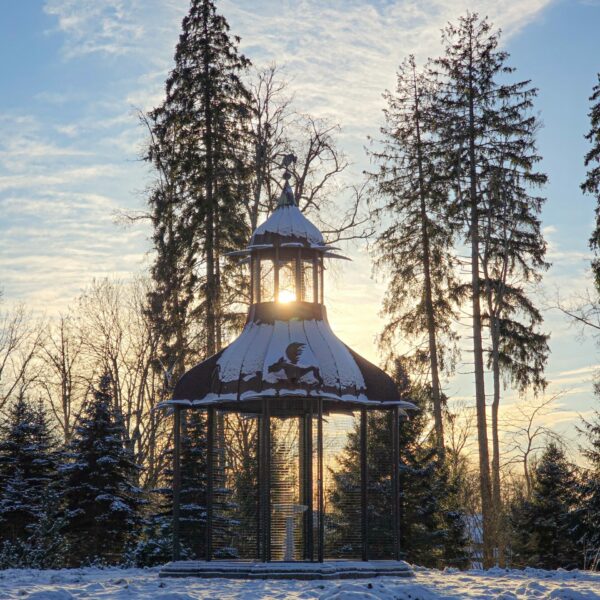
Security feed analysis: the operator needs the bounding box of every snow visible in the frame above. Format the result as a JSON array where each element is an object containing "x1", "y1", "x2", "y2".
[
  {"x1": 0, "y1": 567, "x2": 599, "y2": 599},
  {"x1": 251, "y1": 204, "x2": 325, "y2": 246},
  {"x1": 214, "y1": 317, "x2": 368, "y2": 403}
]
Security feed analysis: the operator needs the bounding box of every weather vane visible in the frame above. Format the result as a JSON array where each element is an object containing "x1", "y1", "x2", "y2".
[{"x1": 281, "y1": 152, "x2": 297, "y2": 180}]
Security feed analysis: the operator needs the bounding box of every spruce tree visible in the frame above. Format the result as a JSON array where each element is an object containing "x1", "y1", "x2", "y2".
[
  {"x1": 60, "y1": 375, "x2": 144, "y2": 565},
  {"x1": 146, "y1": 0, "x2": 251, "y2": 365},
  {"x1": 369, "y1": 55, "x2": 461, "y2": 455},
  {"x1": 432, "y1": 13, "x2": 548, "y2": 564},
  {"x1": 135, "y1": 409, "x2": 238, "y2": 563},
  {"x1": 328, "y1": 360, "x2": 468, "y2": 567},
  {"x1": 578, "y1": 409, "x2": 600, "y2": 569},
  {"x1": 583, "y1": 73, "x2": 600, "y2": 290},
  {"x1": 0, "y1": 395, "x2": 57, "y2": 546},
  {"x1": 477, "y1": 76, "x2": 549, "y2": 549},
  {"x1": 510, "y1": 442, "x2": 582, "y2": 569}
]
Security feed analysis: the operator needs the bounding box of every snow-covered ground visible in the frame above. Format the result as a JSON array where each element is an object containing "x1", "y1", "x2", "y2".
[{"x1": 0, "y1": 566, "x2": 598, "y2": 599}]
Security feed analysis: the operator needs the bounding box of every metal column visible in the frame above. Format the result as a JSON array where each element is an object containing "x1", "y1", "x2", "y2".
[
  {"x1": 259, "y1": 399, "x2": 271, "y2": 562},
  {"x1": 172, "y1": 405, "x2": 182, "y2": 562},
  {"x1": 303, "y1": 403, "x2": 314, "y2": 560},
  {"x1": 206, "y1": 407, "x2": 215, "y2": 561},
  {"x1": 317, "y1": 398, "x2": 324, "y2": 562},
  {"x1": 392, "y1": 406, "x2": 401, "y2": 561},
  {"x1": 274, "y1": 245, "x2": 280, "y2": 300},
  {"x1": 296, "y1": 248, "x2": 303, "y2": 301},
  {"x1": 360, "y1": 407, "x2": 368, "y2": 561}
]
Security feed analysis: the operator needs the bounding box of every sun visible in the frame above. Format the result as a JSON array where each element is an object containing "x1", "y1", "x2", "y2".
[{"x1": 278, "y1": 289, "x2": 297, "y2": 303}]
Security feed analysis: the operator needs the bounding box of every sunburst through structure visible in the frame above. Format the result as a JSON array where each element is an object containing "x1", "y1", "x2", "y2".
[{"x1": 160, "y1": 163, "x2": 415, "y2": 579}]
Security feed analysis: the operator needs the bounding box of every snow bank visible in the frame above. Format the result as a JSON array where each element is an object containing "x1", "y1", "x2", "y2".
[{"x1": 0, "y1": 566, "x2": 598, "y2": 599}]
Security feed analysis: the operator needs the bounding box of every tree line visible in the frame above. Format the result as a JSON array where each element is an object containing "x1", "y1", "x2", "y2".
[{"x1": 1, "y1": 0, "x2": 600, "y2": 570}]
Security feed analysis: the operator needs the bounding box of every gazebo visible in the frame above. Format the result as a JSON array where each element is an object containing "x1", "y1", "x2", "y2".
[{"x1": 160, "y1": 166, "x2": 415, "y2": 579}]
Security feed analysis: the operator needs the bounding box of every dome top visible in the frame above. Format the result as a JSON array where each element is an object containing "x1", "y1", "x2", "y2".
[{"x1": 250, "y1": 180, "x2": 325, "y2": 247}]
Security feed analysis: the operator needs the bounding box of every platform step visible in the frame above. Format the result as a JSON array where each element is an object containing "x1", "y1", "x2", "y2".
[{"x1": 159, "y1": 560, "x2": 414, "y2": 580}]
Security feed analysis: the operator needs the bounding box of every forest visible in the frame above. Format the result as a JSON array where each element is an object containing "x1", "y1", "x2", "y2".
[{"x1": 0, "y1": 0, "x2": 600, "y2": 574}]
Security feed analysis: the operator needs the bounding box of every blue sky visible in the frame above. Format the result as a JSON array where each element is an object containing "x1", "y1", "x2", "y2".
[{"x1": 1, "y1": 0, "x2": 599, "y2": 450}]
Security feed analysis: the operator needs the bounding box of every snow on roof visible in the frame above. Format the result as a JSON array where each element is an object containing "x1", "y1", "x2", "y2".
[
  {"x1": 250, "y1": 181, "x2": 325, "y2": 247},
  {"x1": 168, "y1": 303, "x2": 413, "y2": 410}
]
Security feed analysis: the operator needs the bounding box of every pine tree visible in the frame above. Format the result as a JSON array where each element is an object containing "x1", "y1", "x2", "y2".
[
  {"x1": 432, "y1": 13, "x2": 548, "y2": 564},
  {"x1": 509, "y1": 442, "x2": 582, "y2": 569},
  {"x1": 578, "y1": 408, "x2": 600, "y2": 569},
  {"x1": 328, "y1": 360, "x2": 468, "y2": 567},
  {"x1": 477, "y1": 73, "x2": 549, "y2": 553},
  {"x1": 145, "y1": 0, "x2": 252, "y2": 366},
  {"x1": 0, "y1": 396, "x2": 57, "y2": 546},
  {"x1": 135, "y1": 409, "x2": 238, "y2": 563},
  {"x1": 583, "y1": 73, "x2": 600, "y2": 290},
  {"x1": 369, "y1": 55, "x2": 461, "y2": 455},
  {"x1": 60, "y1": 375, "x2": 144, "y2": 565}
]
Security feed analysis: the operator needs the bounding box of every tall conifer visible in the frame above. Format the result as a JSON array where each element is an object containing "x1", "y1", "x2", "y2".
[
  {"x1": 145, "y1": 0, "x2": 252, "y2": 368},
  {"x1": 432, "y1": 14, "x2": 548, "y2": 564},
  {"x1": 583, "y1": 73, "x2": 600, "y2": 290},
  {"x1": 370, "y1": 56, "x2": 461, "y2": 454},
  {"x1": 0, "y1": 396, "x2": 57, "y2": 546},
  {"x1": 578, "y1": 409, "x2": 600, "y2": 569},
  {"x1": 60, "y1": 375, "x2": 143, "y2": 565},
  {"x1": 510, "y1": 442, "x2": 581, "y2": 569}
]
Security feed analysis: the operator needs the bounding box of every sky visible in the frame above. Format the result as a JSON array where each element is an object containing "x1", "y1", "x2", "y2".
[{"x1": 1, "y1": 0, "x2": 599, "y2": 454}]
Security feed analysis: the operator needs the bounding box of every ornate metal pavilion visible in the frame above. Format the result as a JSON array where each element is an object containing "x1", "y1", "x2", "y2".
[{"x1": 161, "y1": 166, "x2": 415, "y2": 579}]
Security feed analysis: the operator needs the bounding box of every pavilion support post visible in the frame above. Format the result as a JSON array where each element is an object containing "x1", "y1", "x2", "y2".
[
  {"x1": 392, "y1": 406, "x2": 401, "y2": 561},
  {"x1": 274, "y1": 245, "x2": 280, "y2": 301},
  {"x1": 206, "y1": 407, "x2": 215, "y2": 561},
  {"x1": 250, "y1": 255, "x2": 255, "y2": 305},
  {"x1": 360, "y1": 407, "x2": 368, "y2": 562},
  {"x1": 256, "y1": 255, "x2": 262, "y2": 303},
  {"x1": 172, "y1": 406, "x2": 182, "y2": 562},
  {"x1": 296, "y1": 248, "x2": 303, "y2": 301},
  {"x1": 317, "y1": 398, "x2": 324, "y2": 562},
  {"x1": 303, "y1": 403, "x2": 314, "y2": 561},
  {"x1": 256, "y1": 413, "x2": 261, "y2": 560},
  {"x1": 319, "y1": 256, "x2": 324, "y2": 304},
  {"x1": 259, "y1": 398, "x2": 271, "y2": 562},
  {"x1": 312, "y1": 255, "x2": 319, "y2": 304}
]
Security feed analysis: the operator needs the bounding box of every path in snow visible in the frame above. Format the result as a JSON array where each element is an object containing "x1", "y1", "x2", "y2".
[{"x1": 0, "y1": 566, "x2": 598, "y2": 599}]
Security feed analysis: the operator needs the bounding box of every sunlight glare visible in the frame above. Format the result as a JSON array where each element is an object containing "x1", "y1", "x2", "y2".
[{"x1": 278, "y1": 289, "x2": 296, "y2": 303}]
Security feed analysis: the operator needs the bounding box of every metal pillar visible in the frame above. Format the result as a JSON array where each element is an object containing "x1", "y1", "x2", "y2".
[
  {"x1": 312, "y1": 255, "x2": 319, "y2": 303},
  {"x1": 256, "y1": 256, "x2": 262, "y2": 303},
  {"x1": 303, "y1": 403, "x2": 314, "y2": 560},
  {"x1": 296, "y1": 248, "x2": 303, "y2": 301},
  {"x1": 392, "y1": 406, "x2": 401, "y2": 561},
  {"x1": 206, "y1": 407, "x2": 215, "y2": 561},
  {"x1": 250, "y1": 255, "x2": 255, "y2": 305},
  {"x1": 317, "y1": 398, "x2": 324, "y2": 562},
  {"x1": 274, "y1": 245, "x2": 280, "y2": 300},
  {"x1": 259, "y1": 399, "x2": 271, "y2": 562},
  {"x1": 319, "y1": 256, "x2": 324, "y2": 304},
  {"x1": 256, "y1": 413, "x2": 261, "y2": 560},
  {"x1": 360, "y1": 407, "x2": 368, "y2": 562},
  {"x1": 172, "y1": 406, "x2": 182, "y2": 561}
]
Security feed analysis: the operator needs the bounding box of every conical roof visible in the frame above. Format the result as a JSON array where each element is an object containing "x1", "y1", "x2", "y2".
[
  {"x1": 250, "y1": 180, "x2": 325, "y2": 247},
  {"x1": 169, "y1": 303, "x2": 414, "y2": 414}
]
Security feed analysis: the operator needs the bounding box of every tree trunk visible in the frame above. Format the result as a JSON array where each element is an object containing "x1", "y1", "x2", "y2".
[
  {"x1": 490, "y1": 314, "x2": 504, "y2": 565},
  {"x1": 203, "y1": 3, "x2": 216, "y2": 358},
  {"x1": 413, "y1": 78, "x2": 445, "y2": 455},
  {"x1": 467, "y1": 43, "x2": 495, "y2": 568}
]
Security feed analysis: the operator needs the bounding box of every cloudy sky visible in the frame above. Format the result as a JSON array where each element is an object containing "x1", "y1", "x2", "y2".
[{"x1": 1, "y1": 0, "x2": 600, "y2": 449}]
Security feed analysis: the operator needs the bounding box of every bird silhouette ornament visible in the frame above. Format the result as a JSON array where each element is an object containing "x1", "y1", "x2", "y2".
[{"x1": 267, "y1": 342, "x2": 323, "y2": 387}]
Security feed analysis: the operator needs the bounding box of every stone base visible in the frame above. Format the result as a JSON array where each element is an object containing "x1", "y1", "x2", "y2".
[{"x1": 159, "y1": 560, "x2": 414, "y2": 580}]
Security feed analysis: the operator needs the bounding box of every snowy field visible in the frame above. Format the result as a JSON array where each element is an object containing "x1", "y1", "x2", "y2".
[{"x1": 0, "y1": 566, "x2": 599, "y2": 600}]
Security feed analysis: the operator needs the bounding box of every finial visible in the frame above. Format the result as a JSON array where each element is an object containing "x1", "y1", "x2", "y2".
[{"x1": 277, "y1": 153, "x2": 298, "y2": 207}]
